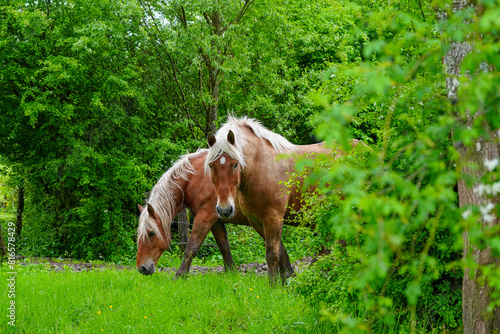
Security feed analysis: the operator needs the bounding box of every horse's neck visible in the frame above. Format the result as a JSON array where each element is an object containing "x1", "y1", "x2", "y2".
[
  {"x1": 240, "y1": 137, "x2": 295, "y2": 187},
  {"x1": 151, "y1": 177, "x2": 186, "y2": 220}
]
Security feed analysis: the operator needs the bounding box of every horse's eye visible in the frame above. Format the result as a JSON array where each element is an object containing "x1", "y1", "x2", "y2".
[
  {"x1": 209, "y1": 164, "x2": 213, "y2": 170},
  {"x1": 233, "y1": 163, "x2": 238, "y2": 170},
  {"x1": 148, "y1": 231, "x2": 155, "y2": 238}
]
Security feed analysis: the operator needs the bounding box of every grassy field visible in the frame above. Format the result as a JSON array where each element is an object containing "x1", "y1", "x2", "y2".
[{"x1": 0, "y1": 262, "x2": 335, "y2": 333}]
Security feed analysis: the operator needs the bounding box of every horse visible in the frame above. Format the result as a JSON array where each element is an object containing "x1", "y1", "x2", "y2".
[
  {"x1": 205, "y1": 116, "x2": 362, "y2": 284},
  {"x1": 136, "y1": 149, "x2": 294, "y2": 278}
]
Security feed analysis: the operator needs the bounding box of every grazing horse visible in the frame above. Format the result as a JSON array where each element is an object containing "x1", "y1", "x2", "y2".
[
  {"x1": 136, "y1": 149, "x2": 294, "y2": 277},
  {"x1": 205, "y1": 116, "x2": 361, "y2": 284}
]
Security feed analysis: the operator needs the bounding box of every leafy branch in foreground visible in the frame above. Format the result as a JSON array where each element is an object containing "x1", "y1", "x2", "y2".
[
  {"x1": 287, "y1": 1, "x2": 498, "y2": 332},
  {"x1": 299, "y1": 1, "x2": 500, "y2": 332}
]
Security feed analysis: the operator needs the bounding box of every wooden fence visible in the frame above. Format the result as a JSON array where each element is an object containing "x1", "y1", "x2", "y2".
[
  {"x1": 0, "y1": 209, "x2": 216, "y2": 260},
  {"x1": 173, "y1": 209, "x2": 190, "y2": 252},
  {"x1": 171, "y1": 209, "x2": 217, "y2": 253}
]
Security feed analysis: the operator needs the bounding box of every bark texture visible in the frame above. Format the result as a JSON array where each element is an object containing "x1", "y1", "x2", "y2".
[
  {"x1": 445, "y1": 1, "x2": 500, "y2": 333},
  {"x1": 456, "y1": 135, "x2": 500, "y2": 334}
]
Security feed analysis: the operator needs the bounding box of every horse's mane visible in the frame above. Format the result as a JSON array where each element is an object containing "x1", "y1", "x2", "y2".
[
  {"x1": 205, "y1": 116, "x2": 296, "y2": 174},
  {"x1": 137, "y1": 150, "x2": 205, "y2": 245}
]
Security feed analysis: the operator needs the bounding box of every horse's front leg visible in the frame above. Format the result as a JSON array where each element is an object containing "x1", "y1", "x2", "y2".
[
  {"x1": 262, "y1": 216, "x2": 284, "y2": 286},
  {"x1": 211, "y1": 221, "x2": 236, "y2": 272},
  {"x1": 175, "y1": 213, "x2": 216, "y2": 279}
]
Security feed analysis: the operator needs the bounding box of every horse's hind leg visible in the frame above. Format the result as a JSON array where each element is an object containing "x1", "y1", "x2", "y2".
[
  {"x1": 211, "y1": 221, "x2": 236, "y2": 272},
  {"x1": 278, "y1": 242, "x2": 294, "y2": 282},
  {"x1": 262, "y1": 216, "x2": 284, "y2": 286}
]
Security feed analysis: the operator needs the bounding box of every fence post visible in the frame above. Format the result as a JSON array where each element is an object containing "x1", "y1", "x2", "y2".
[{"x1": 177, "y1": 209, "x2": 190, "y2": 253}]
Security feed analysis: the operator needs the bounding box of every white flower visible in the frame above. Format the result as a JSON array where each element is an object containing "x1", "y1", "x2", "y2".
[
  {"x1": 479, "y1": 202, "x2": 496, "y2": 224},
  {"x1": 480, "y1": 202, "x2": 495, "y2": 214},
  {"x1": 484, "y1": 158, "x2": 499, "y2": 172},
  {"x1": 474, "y1": 183, "x2": 486, "y2": 196},
  {"x1": 462, "y1": 208, "x2": 472, "y2": 220},
  {"x1": 473, "y1": 182, "x2": 500, "y2": 197}
]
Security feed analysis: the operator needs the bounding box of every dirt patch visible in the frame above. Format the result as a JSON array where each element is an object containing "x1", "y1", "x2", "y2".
[
  {"x1": 12, "y1": 255, "x2": 314, "y2": 275},
  {"x1": 13, "y1": 256, "x2": 131, "y2": 272}
]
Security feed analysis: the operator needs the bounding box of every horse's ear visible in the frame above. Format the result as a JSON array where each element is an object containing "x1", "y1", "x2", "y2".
[
  {"x1": 227, "y1": 130, "x2": 235, "y2": 146},
  {"x1": 146, "y1": 203, "x2": 155, "y2": 217},
  {"x1": 207, "y1": 133, "x2": 216, "y2": 147},
  {"x1": 138, "y1": 204, "x2": 144, "y2": 213}
]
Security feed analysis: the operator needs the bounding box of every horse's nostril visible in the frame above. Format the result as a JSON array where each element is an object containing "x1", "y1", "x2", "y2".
[
  {"x1": 138, "y1": 264, "x2": 154, "y2": 275},
  {"x1": 216, "y1": 205, "x2": 234, "y2": 218}
]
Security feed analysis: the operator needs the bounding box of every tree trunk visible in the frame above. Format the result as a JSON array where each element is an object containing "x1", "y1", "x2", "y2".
[
  {"x1": 206, "y1": 58, "x2": 219, "y2": 135},
  {"x1": 456, "y1": 136, "x2": 500, "y2": 333},
  {"x1": 445, "y1": 1, "x2": 500, "y2": 333},
  {"x1": 0, "y1": 224, "x2": 6, "y2": 258},
  {"x1": 202, "y1": 10, "x2": 222, "y2": 136},
  {"x1": 16, "y1": 186, "x2": 24, "y2": 237}
]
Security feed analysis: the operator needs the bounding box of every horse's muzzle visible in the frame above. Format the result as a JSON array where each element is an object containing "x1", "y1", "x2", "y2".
[
  {"x1": 138, "y1": 262, "x2": 155, "y2": 275},
  {"x1": 216, "y1": 205, "x2": 234, "y2": 219}
]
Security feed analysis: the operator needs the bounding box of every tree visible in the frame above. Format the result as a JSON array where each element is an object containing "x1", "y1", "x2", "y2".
[
  {"x1": 223, "y1": 0, "x2": 367, "y2": 142},
  {"x1": 293, "y1": 0, "x2": 499, "y2": 332},
  {"x1": 137, "y1": 0, "x2": 357, "y2": 143},
  {"x1": 0, "y1": 0, "x2": 187, "y2": 259},
  {"x1": 444, "y1": 1, "x2": 500, "y2": 332},
  {"x1": 137, "y1": 0, "x2": 254, "y2": 136}
]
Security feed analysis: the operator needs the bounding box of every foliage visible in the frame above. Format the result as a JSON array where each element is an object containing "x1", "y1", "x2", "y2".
[
  {"x1": 448, "y1": 0, "x2": 500, "y2": 316},
  {"x1": 1, "y1": 0, "x2": 499, "y2": 331},
  {"x1": 0, "y1": 0, "x2": 371, "y2": 261},
  {"x1": 138, "y1": 0, "x2": 369, "y2": 142},
  {"x1": 286, "y1": 0, "x2": 500, "y2": 332},
  {"x1": 0, "y1": 0, "x2": 196, "y2": 260},
  {"x1": 223, "y1": 0, "x2": 367, "y2": 142},
  {"x1": 0, "y1": 166, "x2": 16, "y2": 227},
  {"x1": 136, "y1": 0, "x2": 255, "y2": 135},
  {"x1": 288, "y1": 141, "x2": 462, "y2": 332}
]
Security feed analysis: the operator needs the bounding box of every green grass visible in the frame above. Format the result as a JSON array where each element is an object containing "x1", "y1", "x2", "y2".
[{"x1": 0, "y1": 263, "x2": 335, "y2": 333}]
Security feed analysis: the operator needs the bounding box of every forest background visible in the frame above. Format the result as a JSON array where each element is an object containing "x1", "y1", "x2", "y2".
[{"x1": 1, "y1": 0, "x2": 499, "y2": 332}]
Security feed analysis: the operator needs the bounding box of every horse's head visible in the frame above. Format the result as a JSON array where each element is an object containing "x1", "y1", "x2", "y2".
[
  {"x1": 136, "y1": 203, "x2": 171, "y2": 275},
  {"x1": 207, "y1": 130, "x2": 241, "y2": 219}
]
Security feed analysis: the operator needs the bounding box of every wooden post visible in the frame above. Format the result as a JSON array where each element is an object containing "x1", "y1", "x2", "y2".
[{"x1": 177, "y1": 209, "x2": 190, "y2": 253}]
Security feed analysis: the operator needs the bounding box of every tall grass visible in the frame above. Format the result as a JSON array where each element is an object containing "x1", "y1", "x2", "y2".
[{"x1": 1, "y1": 263, "x2": 334, "y2": 333}]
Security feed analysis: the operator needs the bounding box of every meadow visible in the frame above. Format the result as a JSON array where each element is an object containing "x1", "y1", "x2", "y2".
[{"x1": 0, "y1": 261, "x2": 335, "y2": 333}]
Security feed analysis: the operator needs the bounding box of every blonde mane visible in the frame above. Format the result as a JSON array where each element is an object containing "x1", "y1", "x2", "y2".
[
  {"x1": 204, "y1": 116, "x2": 296, "y2": 174},
  {"x1": 137, "y1": 150, "x2": 205, "y2": 245}
]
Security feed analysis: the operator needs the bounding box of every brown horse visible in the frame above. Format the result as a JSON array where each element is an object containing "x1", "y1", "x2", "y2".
[
  {"x1": 205, "y1": 117, "x2": 360, "y2": 284},
  {"x1": 136, "y1": 149, "x2": 293, "y2": 278}
]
